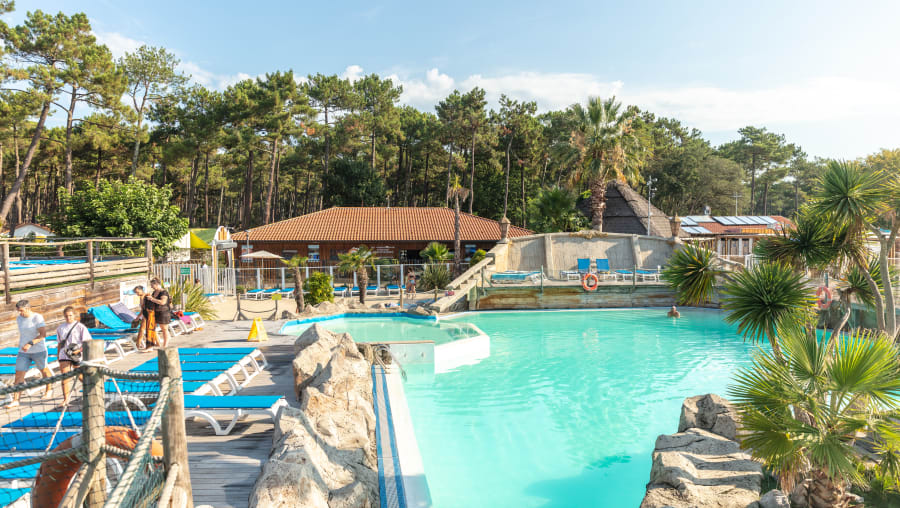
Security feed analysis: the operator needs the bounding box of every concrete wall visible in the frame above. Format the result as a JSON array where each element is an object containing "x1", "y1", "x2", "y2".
[
  {"x1": 505, "y1": 232, "x2": 677, "y2": 276},
  {"x1": 475, "y1": 284, "x2": 678, "y2": 310}
]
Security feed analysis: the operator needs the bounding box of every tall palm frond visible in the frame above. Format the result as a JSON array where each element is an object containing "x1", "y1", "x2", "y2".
[
  {"x1": 661, "y1": 243, "x2": 720, "y2": 305},
  {"x1": 337, "y1": 245, "x2": 375, "y2": 303},
  {"x1": 722, "y1": 262, "x2": 815, "y2": 358}
]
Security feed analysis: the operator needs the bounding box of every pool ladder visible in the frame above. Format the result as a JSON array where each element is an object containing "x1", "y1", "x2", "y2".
[{"x1": 373, "y1": 344, "x2": 407, "y2": 381}]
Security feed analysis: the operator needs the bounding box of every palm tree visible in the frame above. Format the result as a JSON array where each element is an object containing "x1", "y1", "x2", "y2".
[
  {"x1": 447, "y1": 176, "x2": 470, "y2": 275},
  {"x1": 722, "y1": 262, "x2": 815, "y2": 360},
  {"x1": 531, "y1": 187, "x2": 583, "y2": 232},
  {"x1": 420, "y1": 241, "x2": 451, "y2": 264},
  {"x1": 729, "y1": 325, "x2": 900, "y2": 507},
  {"x1": 338, "y1": 246, "x2": 375, "y2": 304},
  {"x1": 811, "y1": 160, "x2": 899, "y2": 336},
  {"x1": 661, "y1": 243, "x2": 720, "y2": 306},
  {"x1": 560, "y1": 96, "x2": 643, "y2": 231},
  {"x1": 281, "y1": 255, "x2": 308, "y2": 312}
]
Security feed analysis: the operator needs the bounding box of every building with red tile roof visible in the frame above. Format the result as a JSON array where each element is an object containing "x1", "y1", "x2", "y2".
[
  {"x1": 231, "y1": 207, "x2": 531, "y2": 264},
  {"x1": 678, "y1": 215, "x2": 794, "y2": 261}
]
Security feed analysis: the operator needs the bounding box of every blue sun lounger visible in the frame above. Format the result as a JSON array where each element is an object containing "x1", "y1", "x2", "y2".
[
  {"x1": 0, "y1": 431, "x2": 78, "y2": 454},
  {"x1": 615, "y1": 269, "x2": 634, "y2": 280},
  {"x1": 386, "y1": 284, "x2": 402, "y2": 296},
  {"x1": 0, "y1": 488, "x2": 30, "y2": 506},
  {"x1": 104, "y1": 380, "x2": 212, "y2": 395},
  {"x1": 491, "y1": 271, "x2": 541, "y2": 283},
  {"x1": 595, "y1": 259, "x2": 615, "y2": 280},
  {"x1": 0, "y1": 457, "x2": 39, "y2": 485},
  {"x1": 110, "y1": 302, "x2": 139, "y2": 323},
  {"x1": 178, "y1": 348, "x2": 267, "y2": 368},
  {"x1": 4, "y1": 411, "x2": 152, "y2": 429},
  {"x1": 333, "y1": 285, "x2": 349, "y2": 297},
  {"x1": 88, "y1": 305, "x2": 138, "y2": 332},
  {"x1": 181, "y1": 395, "x2": 288, "y2": 435},
  {"x1": 366, "y1": 285, "x2": 379, "y2": 296}
]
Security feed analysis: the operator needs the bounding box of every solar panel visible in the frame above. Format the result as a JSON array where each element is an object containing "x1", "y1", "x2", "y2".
[
  {"x1": 681, "y1": 217, "x2": 698, "y2": 226},
  {"x1": 749, "y1": 216, "x2": 767, "y2": 224},
  {"x1": 682, "y1": 226, "x2": 713, "y2": 235},
  {"x1": 732, "y1": 216, "x2": 748, "y2": 225},
  {"x1": 715, "y1": 216, "x2": 734, "y2": 225},
  {"x1": 761, "y1": 216, "x2": 777, "y2": 224}
]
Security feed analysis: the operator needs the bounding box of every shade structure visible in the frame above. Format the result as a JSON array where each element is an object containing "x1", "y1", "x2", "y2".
[{"x1": 240, "y1": 250, "x2": 283, "y2": 260}]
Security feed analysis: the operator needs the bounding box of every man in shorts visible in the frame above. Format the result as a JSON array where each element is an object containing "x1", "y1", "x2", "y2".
[{"x1": 10, "y1": 300, "x2": 53, "y2": 406}]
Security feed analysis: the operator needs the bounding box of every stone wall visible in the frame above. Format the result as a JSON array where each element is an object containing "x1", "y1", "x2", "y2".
[
  {"x1": 641, "y1": 394, "x2": 764, "y2": 508},
  {"x1": 250, "y1": 325, "x2": 379, "y2": 508},
  {"x1": 475, "y1": 284, "x2": 678, "y2": 310}
]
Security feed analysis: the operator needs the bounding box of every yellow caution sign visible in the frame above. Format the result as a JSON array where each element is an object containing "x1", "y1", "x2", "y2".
[{"x1": 248, "y1": 318, "x2": 268, "y2": 342}]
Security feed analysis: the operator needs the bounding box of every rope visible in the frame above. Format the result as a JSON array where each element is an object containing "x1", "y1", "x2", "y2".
[
  {"x1": 0, "y1": 367, "x2": 82, "y2": 397},
  {"x1": 45, "y1": 397, "x2": 71, "y2": 452},
  {"x1": 80, "y1": 359, "x2": 142, "y2": 435},
  {"x1": 0, "y1": 446, "x2": 83, "y2": 472},
  {"x1": 156, "y1": 462, "x2": 180, "y2": 508}
]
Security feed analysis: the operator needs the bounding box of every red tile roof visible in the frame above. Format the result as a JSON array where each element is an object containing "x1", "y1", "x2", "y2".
[
  {"x1": 689, "y1": 216, "x2": 793, "y2": 235},
  {"x1": 232, "y1": 207, "x2": 532, "y2": 242}
]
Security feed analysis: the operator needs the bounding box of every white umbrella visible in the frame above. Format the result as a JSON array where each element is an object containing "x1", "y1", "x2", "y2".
[{"x1": 240, "y1": 250, "x2": 283, "y2": 260}]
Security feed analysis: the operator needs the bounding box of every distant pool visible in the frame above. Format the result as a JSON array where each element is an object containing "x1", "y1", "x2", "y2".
[
  {"x1": 402, "y1": 308, "x2": 760, "y2": 507},
  {"x1": 280, "y1": 315, "x2": 481, "y2": 345}
]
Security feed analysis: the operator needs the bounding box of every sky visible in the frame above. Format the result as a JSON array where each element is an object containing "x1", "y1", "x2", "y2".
[{"x1": 8, "y1": 0, "x2": 900, "y2": 159}]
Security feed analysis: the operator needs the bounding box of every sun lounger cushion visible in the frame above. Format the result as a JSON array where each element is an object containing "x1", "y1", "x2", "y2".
[
  {"x1": 0, "y1": 458, "x2": 39, "y2": 479},
  {"x1": 178, "y1": 348, "x2": 258, "y2": 355},
  {"x1": 183, "y1": 395, "x2": 284, "y2": 409},
  {"x1": 0, "y1": 431, "x2": 78, "y2": 451},
  {"x1": 5, "y1": 411, "x2": 152, "y2": 428},
  {"x1": 109, "y1": 302, "x2": 139, "y2": 323},
  {"x1": 577, "y1": 259, "x2": 591, "y2": 272},
  {"x1": 89, "y1": 305, "x2": 136, "y2": 330},
  {"x1": 595, "y1": 259, "x2": 611, "y2": 272},
  {"x1": 0, "y1": 488, "x2": 30, "y2": 505},
  {"x1": 131, "y1": 361, "x2": 238, "y2": 372},
  {"x1": 105, "y1": 380, "x2": 207, "y2": 394}
]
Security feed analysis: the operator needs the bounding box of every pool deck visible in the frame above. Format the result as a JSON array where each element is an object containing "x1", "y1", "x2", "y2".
[{"x1": 106, "y1": 319, "x2": 297, "y2": 508}]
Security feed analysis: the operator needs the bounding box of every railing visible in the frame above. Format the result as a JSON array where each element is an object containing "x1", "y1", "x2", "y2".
[
  {"x1": 153, "y1": 263, "x2": 466, "y2": 294},
  {"x1": 0, "y1": 238, "x2": 153, "y2": 303},
  {"x1": 0, "y1": 342, "x2": 191, "y2": 508}
]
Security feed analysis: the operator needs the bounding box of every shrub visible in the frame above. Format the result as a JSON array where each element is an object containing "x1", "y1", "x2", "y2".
[
  {"x1": 168, "y1": 280, "x2": 218, "y2": 320},
  {"x1": 304, "y1": 272, "x2": 334, "y2": 306},
  {"x1": 470, "y1": 249, "x2": 487, "y2": 264},
  {"x1": 419, "y1": 263, "x2": 451, "y2": 301},
  {"x1": 661, "y1": 243, "x2": 719, "y2": 305}
]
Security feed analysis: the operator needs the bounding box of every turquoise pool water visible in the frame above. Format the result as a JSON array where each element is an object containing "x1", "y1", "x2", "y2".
[
  {"x1": 280, "y1": 316, "x2": 480, "y2": 345},
  {"x1": 402, "y1": 309, "x2": 761, "y2": 507}
]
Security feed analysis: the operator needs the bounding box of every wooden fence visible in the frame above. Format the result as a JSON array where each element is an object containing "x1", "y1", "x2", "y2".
[{"x1": 0, "y1": 238, "x2": 153, "y2": 303}]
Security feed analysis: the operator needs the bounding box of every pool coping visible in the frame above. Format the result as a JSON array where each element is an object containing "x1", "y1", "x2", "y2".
[
  {"x1": 280, "y1": 312, "x2": 437, "y2": 334},
  {"x1": 373, "y1": 364, "x2": 433, "y2": 508},
  {"x1": 441, "y1": 306, "x2": 723, "y2": 320}
]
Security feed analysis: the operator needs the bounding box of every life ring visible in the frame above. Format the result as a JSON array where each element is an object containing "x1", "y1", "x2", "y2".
[
  {"x1": 582, "y1": 273, "x2": 599, "y2": 291},
  {"x1": 32, "y1": 426, "x2": 164, "y2": 508},
  {"x1": 816, "y1": 286, "x2": 833, "y2": 309}
]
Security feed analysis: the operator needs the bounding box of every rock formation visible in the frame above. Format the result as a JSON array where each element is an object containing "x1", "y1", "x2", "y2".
[
  {"x1": 250, "y1": 325, "x2": 378, "y2": 508},
  {"x1": 641, "y1": 394, "x2": 763, "y2": 508}
]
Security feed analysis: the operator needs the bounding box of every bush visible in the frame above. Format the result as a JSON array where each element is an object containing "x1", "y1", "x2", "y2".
[
  {"x1": 419, "y1": 263, "x2": 451, "y2": 293},
  {"x1": 169, "y1": 280, "x2": 218, "y2": 320},
  {"x1": 304, "y1": 272, "x2": 334, "y2": 306},
  {"x1": 470, "y1": 249, "x2": 487, "y2": 264}
]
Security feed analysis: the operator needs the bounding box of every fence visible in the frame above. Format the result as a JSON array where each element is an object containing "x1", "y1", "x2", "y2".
[
  {"x1": 0, "y1": 342, "x2": 192, "y2": 507},
  {"x1": 153, "y1": 263, "x2": 466, "y2": 294},
  {"x1": 0, "y1": 238, "x2": 153, "y2": 303}
]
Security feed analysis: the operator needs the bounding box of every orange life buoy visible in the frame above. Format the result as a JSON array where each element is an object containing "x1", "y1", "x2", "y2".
[
  {"x1": 582, "y1": 273, "x2": 599, "y2": 291},
  {"x1": 816, "y1": 286, "x2": 833, "y2": 309},
  {"x1": 32, "y1": 426, "x2": 164, "y2": 508}
]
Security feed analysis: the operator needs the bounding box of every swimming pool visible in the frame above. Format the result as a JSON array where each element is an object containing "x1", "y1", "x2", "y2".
[
  {"x1": 402, "y1": 308, "x2": 760, "y2": 507},
  {"x1": 280, "y1": 315, "x2": 482, "y2": 345}
]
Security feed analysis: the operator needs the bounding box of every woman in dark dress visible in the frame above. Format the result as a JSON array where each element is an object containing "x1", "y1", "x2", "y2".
[{"x1": 146, "y1": 279, "x2": 172, "y2": 348}]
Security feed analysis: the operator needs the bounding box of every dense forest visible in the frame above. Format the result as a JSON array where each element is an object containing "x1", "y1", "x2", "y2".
[{"x1": 0, "y1": 5, "x2": 896, "y2": 236}]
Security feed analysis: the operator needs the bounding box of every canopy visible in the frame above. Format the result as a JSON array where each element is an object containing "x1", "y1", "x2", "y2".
[
  {"x1": 173, "y1": 230, "x2": 211, "y2": 250},
  {"x1": 240, "y1": 250, "x2": 283, "y2": 260}
]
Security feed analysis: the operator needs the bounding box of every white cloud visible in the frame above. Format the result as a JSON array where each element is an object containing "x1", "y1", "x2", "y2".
[
  {"x1": 385, "y1": 67, "x2": 900, "y2": 138},
  {"x1": 342, "y1": 65, "x2": 365, "y2": 83},
  {"x1": 92, "y1": 30, "x2": 144, "y2": 59}
]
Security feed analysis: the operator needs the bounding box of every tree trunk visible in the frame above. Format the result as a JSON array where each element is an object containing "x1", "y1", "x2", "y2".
[
  {"x1": 855, "y1": 255, "x2": 886, "y2": 331},
  {"x1": 806, "y1": 470, "x2": 849, "y2": 508},
  {"x1": 454, "y1": 194, "x2": 462, "y2": 275},
  {"x1": 874, "y1": 222, "x2": 899, "y2": 336},
  {"x1": 503, "y1": 138, "x2": 512, "y2": 219},
  {"x1": 0, "y1": 142, "x2": 4, "y2": 199},
  {"x1": 521, "y1": 160, "x2": 526, "y2": 227},
  {"x1": 762, "y1": 183, "x2": 770, "y2": 215},
  {"x1": 204, "y1": 151, "x2": 210, "y2": 226},
  {"x1": 0, "y1": 100, "x2": 51, "y2": 227},
  {"x1": 748, "y1": 153, "x2": 757, "y2": 214},
  {"x1": 95, "y1": 147, "x2": 103, "y2": 189},
  {"x1": 358, "y1": 268, "x2": 368, "y2": 304},
  {"x1": 264, "y1": 139, "x2": 279, "y2": 224},
  {"x1": 292, "y1": 266, "x2": 305, "y2": 312},
  {"x1": 64, "y1": 84, "x2": 77, "y2": 194},
  {"x1": 321, "y1": 107, "x2": 331, "y2": 210},
  {"x1": 186, "y1": 155, "x2": 199, "y2": 226},
  {"x1": 468, "y1": 132, "x2": 476, "y2": 214},
  {"x1": 423, "y1": 152, "x2": 430, "y2": 206},
  {"x1": 131, "y1": 93, "x2": 147, "y2": 177},
  {"x1": 370, "y1": 127, "x2": 376, "y2": 170},
  {"x1": 242, "y1": 150, "x2": 254, "y2": 229},
  {"x1": 589, "y1": 177, "x2": 607, "y2": 231},
  {"x1": 217, "y1": 183, "x2": 225, "y2": 226},
  {"x1": 445, "y1": 144, "x2": 453, "y2": 207}
]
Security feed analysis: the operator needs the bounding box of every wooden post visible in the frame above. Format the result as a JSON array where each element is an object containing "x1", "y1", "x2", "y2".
[
  {"x1": 82, "y1": 340, "x2": 107, "y2": 507},
  {"x1": 145, "y1": 239, "x2": 153, "y2": 278},
  {"x1": 1, "y1": 243, "x2": 9, "y2": 304},
  {"x1": 158, "y1": 347, "x2": 194, "y2": 507},
  {"x1": 87, "y1": 240, "x2": 95, "y2": 290}
]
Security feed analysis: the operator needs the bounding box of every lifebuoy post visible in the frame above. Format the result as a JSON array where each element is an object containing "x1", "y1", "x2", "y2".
[
  {"x1": 83, "y1": 340, "x2": 108, "y2": 506},
  {"x1": 159, "y1": 347, "x2": 195, "y2": 507}
]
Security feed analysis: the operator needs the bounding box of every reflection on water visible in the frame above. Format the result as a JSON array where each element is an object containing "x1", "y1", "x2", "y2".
[{"x1": 282, "y1": 317, "x2": 482, "y2": 345}]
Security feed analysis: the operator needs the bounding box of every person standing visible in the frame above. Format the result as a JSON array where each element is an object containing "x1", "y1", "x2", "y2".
[
  {"x1": 10, "y1": 300, "x2": 52, "y2": 406},
  {"x1": 133, "y1": 285, "x2": 157, "y2": 351},
  {"x1": 146, "y1": 279, "x2": 172, "y2": 348},
  {"x1": 56, "y1": 306, "x2": 91, "y2": 403},
  {"x1": 406, "y1": 272, "x2": 417, "y2": 296}
]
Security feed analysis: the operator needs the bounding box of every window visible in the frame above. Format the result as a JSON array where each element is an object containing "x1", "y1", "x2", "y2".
[
  {"x1": 307, "y1": 245, "x2": 320, "y2": 262},
  {"x1": 282, "y1": 250, "x2": 298, "y2": 260}
]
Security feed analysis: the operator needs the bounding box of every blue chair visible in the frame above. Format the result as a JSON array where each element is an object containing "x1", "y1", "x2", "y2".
[
  {"x1": 181, "y1": 395, "x2": 288, "y2": 435},
  {"x1": 577, "y1": 258, "x2": 591, "y2": 274},
  {"x1": 595, "y1": 259, "x2": 614, "y2": 280},
  {"x1": 88, "y1": 305, "x2": 137, "y2": 332}
]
